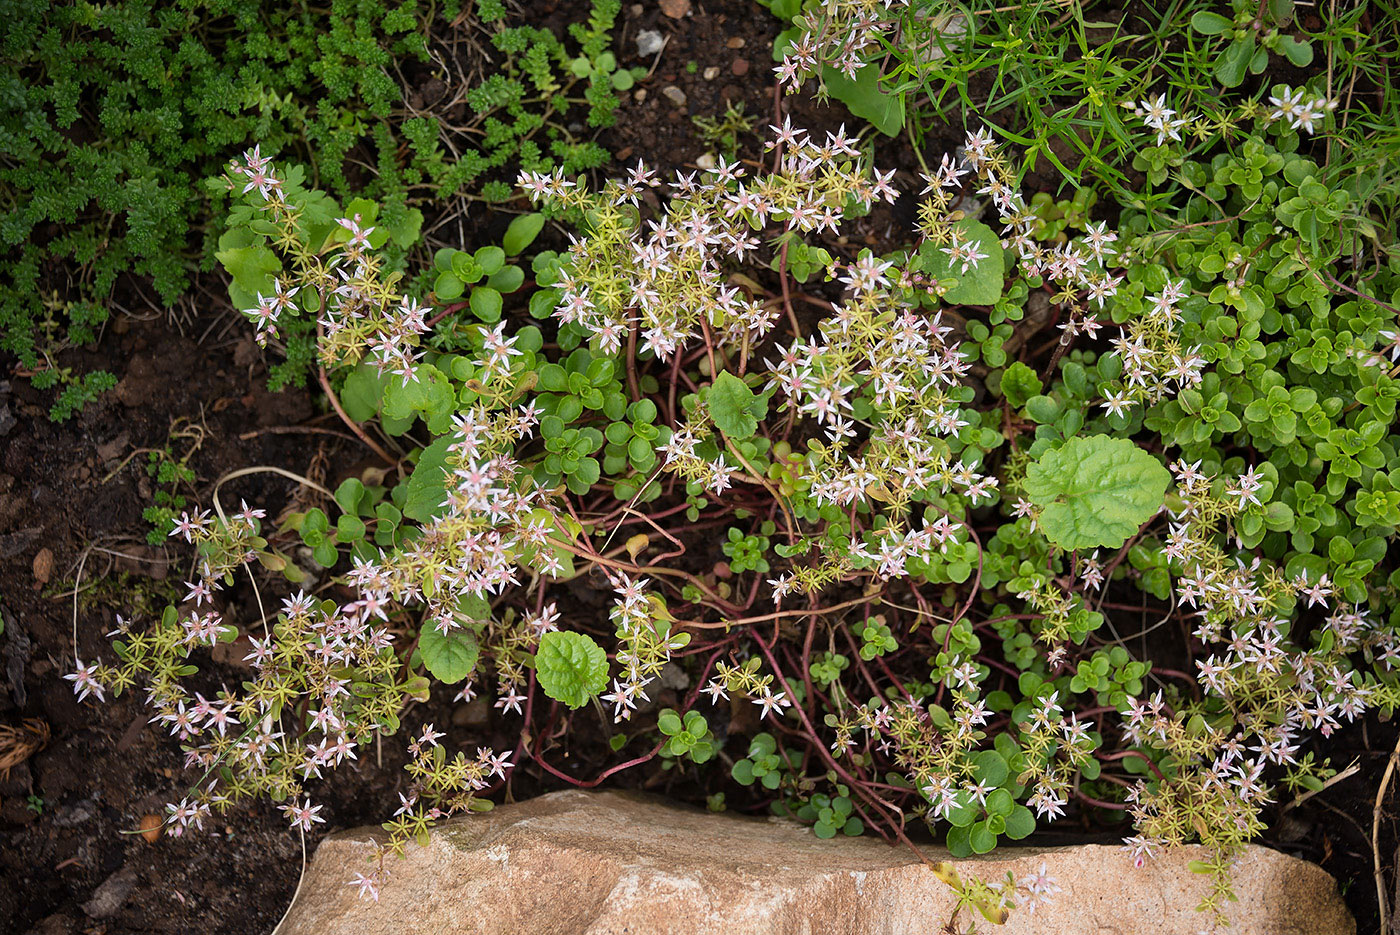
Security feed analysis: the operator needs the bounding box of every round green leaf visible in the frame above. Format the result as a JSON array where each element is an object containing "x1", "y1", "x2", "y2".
[
  {"x1": 919, "y1": 219, "x2": 1005, "y2": 305},
  {"x1": 969, "y1": 820, "x2": 998, "y2": 854},
  {"x1": 1003, "y1": 805, "x2": 1036, "y2": 840},
  {"x1": 1023, "y1": 435, "x2": 1172, "y2": 551},
  {"x1": 336, "y1": 514, "x2": 366, "y2": 541},
  {"x1": 488, "y1": 265, "x2": 526, "y2": 293},
  {"x1": 972, "y1": 750, "x2": 1009, "y2": 787},
  {"x1": 535, "y1": 630, "x2": 609, "y2": 708},
  {"x1": 475, "y1": 245, "x2": 506, "y2": 276},
  {"x1": 434, "y1": 270, "x2": 465, "y2": 301},
  {"x1": 419, "y1": 625, "x2": 479, "y2": 684},
  {"x1": 470, "y1": 286, "x2": 503, "y2": 322}
]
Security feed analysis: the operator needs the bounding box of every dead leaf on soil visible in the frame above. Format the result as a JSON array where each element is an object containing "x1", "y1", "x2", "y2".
[{"x1": 0, "y1": 718, "x2": 50, "y2": 777}]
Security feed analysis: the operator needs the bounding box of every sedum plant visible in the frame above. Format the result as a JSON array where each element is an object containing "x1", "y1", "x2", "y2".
[{"x1": 64, "y1": 67, "x2": 1400, "y2": 929}]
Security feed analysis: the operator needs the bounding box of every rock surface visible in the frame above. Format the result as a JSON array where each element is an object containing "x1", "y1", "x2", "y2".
[{"x1": 280, "y1": 789, "x2": 1353, "y2": 935}]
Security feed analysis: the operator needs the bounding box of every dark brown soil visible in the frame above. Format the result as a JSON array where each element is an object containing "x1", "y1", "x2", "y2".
[{"x1": 0, "y1": 2, "x2": 1393, "y2": 934}]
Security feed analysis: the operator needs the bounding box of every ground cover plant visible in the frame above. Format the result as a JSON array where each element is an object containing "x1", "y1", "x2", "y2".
[
  {"x1": 9, "y1": 0, "x2": 1400, "y2": 932},
  {"x1": 3, "y1": 0, "x2": 631, "y2": 414}
]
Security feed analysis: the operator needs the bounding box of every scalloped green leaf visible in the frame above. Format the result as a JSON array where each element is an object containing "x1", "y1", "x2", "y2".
[
  {"x1": 918, "y1": 219, "x2": 1005, "y2": 305},
  {"x1": 1003, "y1": 804, "x2": 1036, "y2": 840},
  {"x1": 403, "y1": 435, "x2": 454, "y2": 522},
  {"x1": 1023, "y1": 435, "x2": 1171, "y2": 551},
  {"x1": 340, "y1": 363, "x2": 386, "y2": 422},
  {"x1": 535, "y1": 631, "x2": 609, "y2": 709},
  {"x1": 214, "y1": 227, "x2": 282, "y2": 311},
  {"x1": 383, "y1": 364, "x2": 455, "y2": 433},
  {"x1": 707, "y1": 371, "x2": 766, "y2": 439},
  {"x1": 419, "y1": 625, "x2": 478, "y2": 684}
]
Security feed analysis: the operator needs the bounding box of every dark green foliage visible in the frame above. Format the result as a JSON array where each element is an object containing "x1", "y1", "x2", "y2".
[
  {"x1": 46, "y1": 370, "x2": 118, "y2": 422},
  {"x1": 2, "y1": 0, "x2": 626, "y2": 414},
  {"x1": 1, "y1": 0, "x2": 426, "y2": 407}
]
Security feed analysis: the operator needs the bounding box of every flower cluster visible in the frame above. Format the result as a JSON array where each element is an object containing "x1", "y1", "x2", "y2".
[
  {"x1": 223, "y1": 149, "x2": 432, "y2": 382},
  {"x1": 1123, "y1": 83, "x2": 1338, "y2": 146},
  {"x1": 521, "y1": 123, "x2": 897, "y2": 361},
  {"x1": 773, "y1": 0, "x2": 909, "y2": 92},
  {"x1": 1097, "y1": 278, "x2": 1206, "y2": 416}
]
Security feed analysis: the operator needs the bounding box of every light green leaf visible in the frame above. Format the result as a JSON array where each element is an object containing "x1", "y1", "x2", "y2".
[
  {"x1": 1023, "y1": 435, "x2": 1171, "y2": 551},
  {"x1": 386, "y1": 208, "x2": 424, "y2": 249},
  {"x1": 535, "y1": 631, "x2": 609, "y2": 708},
  {"x1": 434, "y1": 270, "x2": 465, "y2": 301},
  {"x1": 1002, "y1": 805, "x2": 1035, "y2": 840},
  {"x1": 214, "y1": 228, "x2": 282, "y2": 311},
  {"x1": 503, "y1": 213, "x2": 546, "y2": 255},
  {"x1": 403, "y1": 435, "x2": 455, "y2": 522},
  {"x1": 419, "y1": 625, "x2": 479, "y2": 683},
  {"x1": 470, "y1": 286, "x2": 503, "y2": 322},
  {"x1": 382, "y1": 364, "x2": 455, "y2": 432},
  {"x1": 707, "y1": 371, "x2": 767, "y2": 439},
  {"x1": 771, "y1": 30, "x2": 902, "y2": 135},
  {"x1": 489, "y1": 265, "x2": 526, "y2": 294},
  {"x1": 340, "y1": 363, "x2": 386, "y2": 422},
  {"x1": 336, "y1": 514, "x2": 366, "y2": 541},
  {"x1": 999, "y1": 361, "x2": 1043, "y2": 408},
  {"x1": 1189, "y1": 10, "x2": 1233, "y2": 34},
  {"x1": 919, "y1": 220, "x2": 1005, "y2": 305},
  {"x1": 1024, "y1": 394, "x2": 1060, "y2": 424},
  {"x1": 475, "y1": 245, "x2": 506, "y2": 276},
  {"x1": 1278, "y1": 35, "x2": 1313, "y2": 67},
  {"x1": 971, "y1": 749, "x2": 1008, "y2": 787},
  {"x1": 765, "y1": 0, "x2": 802, "y2": 19},
  {"x1": 968, "y1": 821, "x2": 997, "y2": 854},
  {"x1": 1215, "y1": 36, "x2": 1255, "y2": 87},
  {"x1": 820, "y1": 62, "x2": 905, "y2": 137},
  {"x1": 334, "y1": 477, "x2": 368, "y2": 514}
]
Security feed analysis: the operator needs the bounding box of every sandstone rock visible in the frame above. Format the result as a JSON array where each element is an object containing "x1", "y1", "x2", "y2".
[{"x1": 280, "y1": 790, "x2": 1353, "y2": 935}]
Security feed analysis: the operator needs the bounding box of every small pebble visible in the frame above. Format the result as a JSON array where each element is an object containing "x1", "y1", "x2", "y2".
[
  {"x1": 452, "y1": 698, "x2": 490, "y2": 729},
  {"x1": 659, "y1": 661, "x2": 690, "y2": 691},
  {"x1": 703, "y1": 66, "x2": 719, "y2": 81},
  {"x1": 658, "y1": 0, "x2": 691, "y2": 17},
  {"x1": 83, "y1": 865, "x2": 139, "y2": 920},
  {"x1": 725, "y1": 37, "x2": 745, "y2": 49},
  {"x1": 636, "y1": 29, "x2": 665, "y2": 58},
  {"x1": 32, "y1": 547, "x2": 52, "y2": 584},
  {"x1": 139, "y1": 814, "x2": 162, "y2": 843},
  {"x1": 730, "y1": 58, "x2": 749, "y2": 77},
  {"x1": 696, "y1": 152, "x2": 717, "y2": 170},
  {"x1": 662, "y1": 85, "x2": 687, "y2": 107},
  {"x1": 633, "y1": 88, "x2": 647, "y2": 102}
]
